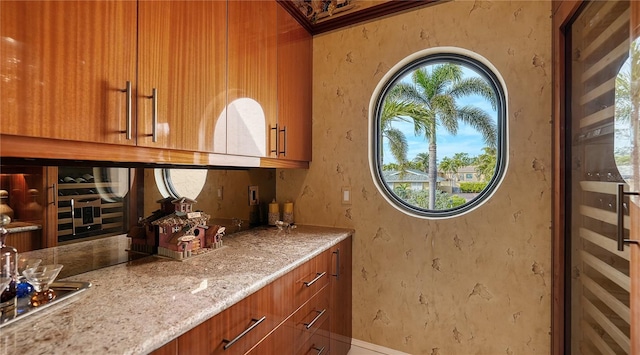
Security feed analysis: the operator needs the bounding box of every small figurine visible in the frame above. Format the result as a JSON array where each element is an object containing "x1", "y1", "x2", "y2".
[{"x1": 128, "y1": 197, "x2": 224, "y2": 260}]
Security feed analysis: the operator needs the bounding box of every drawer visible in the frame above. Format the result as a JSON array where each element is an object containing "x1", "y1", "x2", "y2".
[
  {"x1": 293, "y1": 284, "x2": 330, "y2": 353},
  {"x1": 247, "y1": 320, "x2": 294, "y2": 355},
  {"x1": 208, "y1": 275, "x2": 291, "y2": 355},
  {"x1": 297, "y1": 324, "x2": 330, "y2": 355},
  {"x1": 293, "y1": 249, "x2": 330, "y2": 311}
]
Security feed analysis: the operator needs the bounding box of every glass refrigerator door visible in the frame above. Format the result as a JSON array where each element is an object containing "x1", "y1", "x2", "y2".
[
  {"x1": 568, "y1": 1, "x2": 632, "y2": 353},
  {"x1": 57, "y1": 167, "x2": 130, "y2": 243}
]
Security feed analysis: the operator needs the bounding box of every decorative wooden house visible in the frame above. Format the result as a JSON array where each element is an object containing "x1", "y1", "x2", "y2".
[
  {"x1": 152, "y1": 198, "x2": 210, "y2": 259},
  {"x1": 129, "y1": 197, "x2": 224, "y2": 259},
  {"x1": 128, "y1": 197, "x2": 175, "y2": 255}
]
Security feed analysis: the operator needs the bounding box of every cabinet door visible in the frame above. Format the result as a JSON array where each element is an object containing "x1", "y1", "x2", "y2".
[
  {"x1": 276, "y1": 5, "x2": 312, "y2": 161},
  {"x1": 138, "y1": 1, "x2": 227, "y2": 153},
  {"x1": 330, "y1": 237, "x2": 352, "y2": 355},
  {"x1": 0, "y1": 1, "x2": 136, "y2": 145},
  {"x1": 227, "y1": 0, "x2": 278, "y2": 157}
]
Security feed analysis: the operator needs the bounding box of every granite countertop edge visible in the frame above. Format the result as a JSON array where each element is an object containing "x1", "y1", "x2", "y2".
[{"x1": 0, "y1": 225, "x2": 353, "y2": 355}]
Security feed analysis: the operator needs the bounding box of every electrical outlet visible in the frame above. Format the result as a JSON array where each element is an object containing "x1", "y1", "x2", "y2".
[
  {"x1": 249, "y1": 186, "x2": 259, "y2": 205},
  {"x1": 341, "y1": 186, "x2": 351, "y2": 205},
  {"x1": 217, "y1": 186, "x2": 223, "y2": 200}
]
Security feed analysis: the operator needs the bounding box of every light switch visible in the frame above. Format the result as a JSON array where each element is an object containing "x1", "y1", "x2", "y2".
[{"x1": 341, "y1": 186, "x2": 351, "y2": 205}]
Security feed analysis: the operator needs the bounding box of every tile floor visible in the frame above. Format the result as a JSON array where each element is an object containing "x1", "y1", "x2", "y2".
[{"x1": 347, "y1": 340, "x2": 410, "y2": 355}]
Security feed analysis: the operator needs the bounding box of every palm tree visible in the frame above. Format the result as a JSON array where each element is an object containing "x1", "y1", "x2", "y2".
[
  {"x1": 381, "y1": 87, "x2": 432, "y2": 168},
  {"x1": 413, "y1": 152, "x2": 430, "y2": 172},
  {"x1": 475, "y1": 146, "x2": 497, "y2": 181},
  {"x1": 452, "y1": 152, "x2": 473, "y2": 166},
  {"x1": 395, "y1": 63, "x2": 497, "y2": 209},
  {"x1": 615, "y1": 40, "x2": 640, "y2": 173},
  {"x1": 439, "y1": 156, "x2": 461, "y2": 190}
]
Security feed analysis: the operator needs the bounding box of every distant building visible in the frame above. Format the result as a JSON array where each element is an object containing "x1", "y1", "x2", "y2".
[
  {"x1": 382, "y1": 169, "x2": 446, "y2": 191},
  {"x1": 457, "y1": 166, "x2": 483, "y2": 183}
]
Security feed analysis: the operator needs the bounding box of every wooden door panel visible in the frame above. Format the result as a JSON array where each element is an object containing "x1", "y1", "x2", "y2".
[
  {"x1": 629, "y1": 3, "x2": 640, "y2": 354},
  {"x1": 227, "y1": 0, "x2": 277, "y2": 157},
  {"x1": 0, "y1": 1, "x2": 136, "y2": 145},
  {"x1": 138, "y1": 1, "x2": 227, "y2": 153},
  {"x1": 330, "y1": 237, "x2": 352, "y2": 355},
  {"x1": 277, "y1": 5, "x2": 312, "y2": 161}
]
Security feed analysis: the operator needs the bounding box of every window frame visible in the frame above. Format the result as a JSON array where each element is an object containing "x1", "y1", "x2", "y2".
[{"x1": 368, "y1": 47, "x2": 508, "y2": 219}]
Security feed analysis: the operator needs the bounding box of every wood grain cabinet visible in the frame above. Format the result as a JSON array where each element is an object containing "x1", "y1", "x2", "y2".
[
  {"x1": 0, "y1": 0, "x2": 227, "y2": 153},
  {"x1": 227, "y1": 0, "x2": 278, "y2": 158},
  {"x1": 274, "y1": 4, "x2": 313, "y2": 162},
  {"x1": 137, "y1": 1, "x2": 227, "y2": 152},
  {"x1": 1, "y1": 0, "x2": 312, "y2": 166},
  {"x1": 151, "y1": 238, "x2": 352, "y2": 355},
  {"x1": 0, "y1": 1, "x2": 137, "y2": 146},
  {"x1": 330, "y1": 236, "x2": 353, "y2": 355}
]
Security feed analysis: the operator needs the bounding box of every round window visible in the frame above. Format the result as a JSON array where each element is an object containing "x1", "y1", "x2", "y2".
[{"x1": 369, "y1": 48, "x2": 508, "y2": 218}]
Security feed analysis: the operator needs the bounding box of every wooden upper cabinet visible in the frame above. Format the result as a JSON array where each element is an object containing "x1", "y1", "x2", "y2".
[
  {"x1": 137, "y1": 1, "x2": 227, "y2": 153},
  {"x1": 227, "y1": 0, "x2": 278, "y2": 157},
  {"x1": 632, "y1": 1, "x2": 640, "y2": 40},
  {"x1": 276, "y1": 5, "x2": 313, "y2": 162},
  {"x1": 0, "y1": 1, "x2": 137, "y2": 145}
]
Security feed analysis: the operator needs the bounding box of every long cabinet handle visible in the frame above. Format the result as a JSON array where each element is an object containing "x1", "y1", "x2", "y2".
[
  {"x1": 149, "y1": 88, "x2": 158, "y2": 143},
  {"x1": 332, "y1": 249, "x2": 340, "y2": 279},
  {"x1": 303, "y1": 271, "x2": 326, "y2": 287},
  {"x1": 279, "y1": 126, "x2": 287, "y2": 156},
  {"x1": 50, "y1": 184, "x2": 57, "y2": 206},
  {"x1": 616, "y1": 183, "x2": 640, "y2": 251},
  {"x1": 270, "y1": 124, "x2": 279, "y2": 155},
  {"x1": 312, "y1": 345, "x2": 326, "y2": 355},
  {"x1": 304, "y1": 308, "x2": 326, "y2": 329},
  {"x1": 124, "y1": 81, "x2": 132, "y2": 140},
  {"x1": 70, "y1": 198, "x2": 76, "y2": 236},
  {"x1": 222, "y1": 316, "x2": 266, "y2": 350}
]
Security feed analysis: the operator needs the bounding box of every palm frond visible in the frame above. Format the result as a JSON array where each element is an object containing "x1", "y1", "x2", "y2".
[
  {"x1": 383, "y1": 127, "x2": 408, "y2": 165},
  {"x1": 456, "y1": 105, "x2": 497, "y2": 147},
  {"x1": 449, "y1": 77, "x2": 497, "y2": 110}
]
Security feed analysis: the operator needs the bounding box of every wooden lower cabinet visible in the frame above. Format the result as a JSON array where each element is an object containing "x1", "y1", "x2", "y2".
[
  {"x1": 151, "y1": 238, "x2": 352, "y2": 355},
  {"x1": 330, "y1": 237, "x2": 353, "y2": 355},
  {"x1": 247, "y1": 319, "x2": 293, "y2": 354},
  {"x1": 293, "y1": 286, "x2": 330, "y2": 355}
]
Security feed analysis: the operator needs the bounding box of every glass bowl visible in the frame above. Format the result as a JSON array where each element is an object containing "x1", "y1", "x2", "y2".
[{"x1": 22, "y1": 264, "x2": 63, "y2": 307}]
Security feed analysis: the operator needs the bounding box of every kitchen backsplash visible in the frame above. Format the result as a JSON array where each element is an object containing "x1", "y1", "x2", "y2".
[{"x1": 143, "y1": 168, "x2": 276, "y2": 226}]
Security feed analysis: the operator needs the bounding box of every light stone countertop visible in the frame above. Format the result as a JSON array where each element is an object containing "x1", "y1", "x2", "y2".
[{"x1": 0, "y1": 225, "x2": 353, "y2": 355}]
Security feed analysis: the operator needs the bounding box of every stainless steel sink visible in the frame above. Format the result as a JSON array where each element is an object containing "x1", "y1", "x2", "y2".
[{"x1": 0, "y1": 281, "x2": 91, "y2": 329}]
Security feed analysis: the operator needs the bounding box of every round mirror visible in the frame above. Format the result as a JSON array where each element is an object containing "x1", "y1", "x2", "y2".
[{"x1": 155, "y1": 169, "x2": 207, "y2": 200}]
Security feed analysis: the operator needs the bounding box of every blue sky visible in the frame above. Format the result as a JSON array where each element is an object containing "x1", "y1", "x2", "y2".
[{"x1": 381, "y1": 66, "x2": 498, "y2": 166}]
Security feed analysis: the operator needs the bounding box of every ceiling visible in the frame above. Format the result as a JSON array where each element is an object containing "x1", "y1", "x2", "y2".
[{"x1": 279, "y1": 0, "x2": 443, "y2": 35}]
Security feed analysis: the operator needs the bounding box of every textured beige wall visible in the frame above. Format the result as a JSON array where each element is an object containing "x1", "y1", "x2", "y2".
[{"x1": 276, "y1": 1, "x2": 552, "y2": 353}]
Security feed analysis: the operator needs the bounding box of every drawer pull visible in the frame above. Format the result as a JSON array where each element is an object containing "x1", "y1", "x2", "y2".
[
  {"x1": 304, "y1": 308, "x2": 326, "y2": 329},
  {"x1": 304, "y1": 272, "x2": 326, "y2": 287},
  {"x1": 222, "y1": 316, "x2": 266, "y2": 350},
  {"x1": 312, "y1": 345, "x2": 326, "y2": 355}
]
